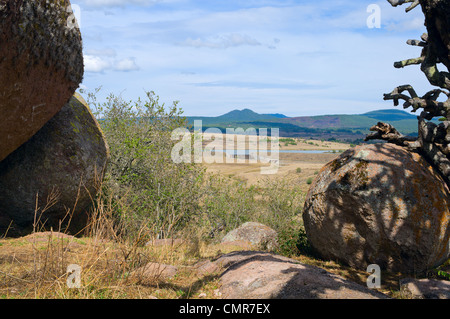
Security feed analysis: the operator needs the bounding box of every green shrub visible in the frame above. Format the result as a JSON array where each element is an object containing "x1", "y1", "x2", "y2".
[
  {"x1": 197, "y1": 175, "x2": 257, "y2": 239},
  {"x1": 255, "y1": 176, "x2": 304, "y2": 229},
  {"x1": 275, "y1": 221, "x2": 315, "y2": 257},
  {"x1": 86, "y1": 89, "x2": 205, "y2": 240},
  {"x1": 295, "y1": 227, "x2": 315, "y2": 256},
  {"x1": 197, "y1": 175, "x2": 305, "y2": 244}
]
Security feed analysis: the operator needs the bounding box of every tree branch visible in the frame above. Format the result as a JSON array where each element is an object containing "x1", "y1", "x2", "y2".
[
  {"x1": 420, "y1": 45, "x2": 450, "y2": 90},
  {"x1": 366, "y1": 1, "x2": 450, "y2": 190},
  {"x1": 394, "y1": 56, "x2": 425, "y2": 68},
  {"x1": 383, "y1": 85, "x2": 450, "y2": 119},
  {"x1": 420, "y1": 139, "x2": 450, "y2": 185},
  {"x1": 387, "y1": 0, "x2": 420, "y2": 11},
  {"x1": 407, "y1": 39, "x2": 427, "y2": 47},
  {"x1": 365, "y1": 122, "x2": 420, "y2": 150}
]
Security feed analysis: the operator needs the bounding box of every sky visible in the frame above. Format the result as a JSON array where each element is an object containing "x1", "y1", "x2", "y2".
[{"x1": 73, "y1": 0, "x2": 431, "y2": 117}]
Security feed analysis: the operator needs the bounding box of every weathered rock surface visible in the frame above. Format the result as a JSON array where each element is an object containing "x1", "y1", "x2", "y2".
[
  {"x1": 0, "y1": 0, "x2": 84, "y2": 161},
  {"x1": 221, "y1": 222, "x2": 278, "y2": 251},
  {"x1": 216, "y1": 251, "x2": 388, "y2": 299},
  {"x1": 303, "y1": 143, "x2": 450, "y2": 274},
  {"x1": 0, "y1": 93, "x2": 109, "y2": 237},
  {"x1": 193, "y1": 260, "x2": 221, "y2": 277},
  {"x1": 400, "y1": 278, "x2": 450, "y2": 299}
]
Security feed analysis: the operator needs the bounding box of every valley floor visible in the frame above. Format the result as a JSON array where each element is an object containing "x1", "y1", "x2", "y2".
[{"x1": 203, "y1": 137, "x2": 350, "y2": 192}]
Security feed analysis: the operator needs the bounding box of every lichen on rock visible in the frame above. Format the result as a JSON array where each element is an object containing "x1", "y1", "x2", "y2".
[
  {"x1": 0, "y1": 0, "x2": 84, "y2": 161},
  {"x1": 303, "y1": 143, "x2": 450, "y2": 274}
]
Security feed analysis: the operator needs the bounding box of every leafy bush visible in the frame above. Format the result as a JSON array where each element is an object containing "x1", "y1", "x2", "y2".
[
  {"x1": 255, "y1": 176, "x2": 305, "y2": 231},
  {"x1": 276, "y1": 223, "x2": 314, "y2": 257},
  {"x1": 196, "y1": 175, "x2": 257, "y2": 239},
  {"x1": 86, "y1": 89, "x2": 205, "y2": 240}
]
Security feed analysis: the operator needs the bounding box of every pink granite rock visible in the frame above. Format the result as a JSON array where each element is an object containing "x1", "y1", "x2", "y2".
[
  {"x1": 221, "y1": 222, "x2": 278, "y2": 251},
  {"x1": 303, "y1": 143, "x2": 450, "y2": 274},
  {"x1": 216, "y1": 251, "x2": 388, "y2": 299}
]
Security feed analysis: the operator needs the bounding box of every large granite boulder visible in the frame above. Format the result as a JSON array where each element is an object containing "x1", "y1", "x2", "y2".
[
  {"x1": 0, "y1": 93, "x2": 109, "y2": 237},
  {"x1": 302, "y1": 143, "x2": 450, "y2": 274},
  {"x1": 0, "y1": 0, "x2": 84, "y2": 161}
]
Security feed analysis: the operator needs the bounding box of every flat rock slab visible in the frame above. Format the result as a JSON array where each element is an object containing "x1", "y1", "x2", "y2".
[
  {"x1": 400, "y1": 278, "x2": 450, "y2": 299},
  {"x1": 0, "y1": 0, "x2": 83, "y2": 161},
  {"x1": 216, "y1": 251, "x2": 389, "y2": 299},
  {"x1": 0, "y1": 93, "x2": 109, "y2": 237}
]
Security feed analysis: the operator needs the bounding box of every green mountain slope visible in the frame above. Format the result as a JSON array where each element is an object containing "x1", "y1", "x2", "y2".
[
  {"x1": 280, "y1": 110, "x2": 419, "y2": 134},
  {"x1": 186, "y1": 108, "x2": 424, "y2": 142},
  {"x1": 363, "y1": 109, "x2": 418, "y2": 122},
  {"x1": 187, "y1": 108, "x2": 287, "y2": 125}
]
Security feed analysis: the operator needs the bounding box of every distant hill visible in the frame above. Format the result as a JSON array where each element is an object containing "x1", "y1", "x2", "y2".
[
  {"x1": 186, "y1": 108, "x2": 424, "y2": 143},
  {"x1": 280, "y1": 109, "x2": 421, "y2": 134},
  {"x1": 263, "y1": 113, "x2": 289, "y2": 119},
  {"x1": 362, "y1": 109, "x2": 418, "y2": 122},
  {"x1": 187, "y1": 108, "x2": 287, "y2": 125}
]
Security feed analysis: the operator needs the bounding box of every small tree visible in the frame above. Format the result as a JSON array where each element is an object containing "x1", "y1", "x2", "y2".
[
  {"x1": 85, "y1": 89, "x2": 205, "y2": 240},
  {"x1": 366, "y1": 0, "x2": 450, "y2": 188}
]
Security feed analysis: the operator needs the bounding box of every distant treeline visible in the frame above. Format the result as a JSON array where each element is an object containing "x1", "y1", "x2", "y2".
[{"x1": 186, "y1": 121, "x2": 371, "y2": 143}]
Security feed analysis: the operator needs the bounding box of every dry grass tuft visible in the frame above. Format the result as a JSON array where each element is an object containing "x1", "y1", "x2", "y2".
[{"x1": 0, "y1": 189, "x2": 241, "y2": 299}]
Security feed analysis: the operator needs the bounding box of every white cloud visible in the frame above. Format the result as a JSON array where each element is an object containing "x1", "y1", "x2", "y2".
[
  {"x1": 84, "y1": 54, "x2": 140, "y2": 73},
  {"x1": 84, "y1": 55, "x2": 111, "y2": 73},
  {"x1": 181, "y1": 33, "x2": 261, "y2": 49},
  {"x1": 114, "y1": 57, "x2": 140, "y2": 71}
]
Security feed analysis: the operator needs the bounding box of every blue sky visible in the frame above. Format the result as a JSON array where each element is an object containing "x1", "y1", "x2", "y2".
[{"x1": 73, "y1": 0, "x2": 430, "y2": 117}]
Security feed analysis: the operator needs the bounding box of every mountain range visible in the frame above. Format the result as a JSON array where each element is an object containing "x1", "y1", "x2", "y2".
[{"x1": 186, "y1": 108, "x2": 423, "y2": 143}]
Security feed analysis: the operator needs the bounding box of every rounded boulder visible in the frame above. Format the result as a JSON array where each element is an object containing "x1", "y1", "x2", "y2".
[
  {"x1": 302, "y1": 143, "x2": 450, "y2": 274},
  {"x1": 221, "y1": 222, "x2": 278, "y2": 251},
  {"x1": 0, "y1": 93, "x2": 109, "y2": 237},
  {"x1": 0, "y1": 0, "x2": 84, "y2": 161}
]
